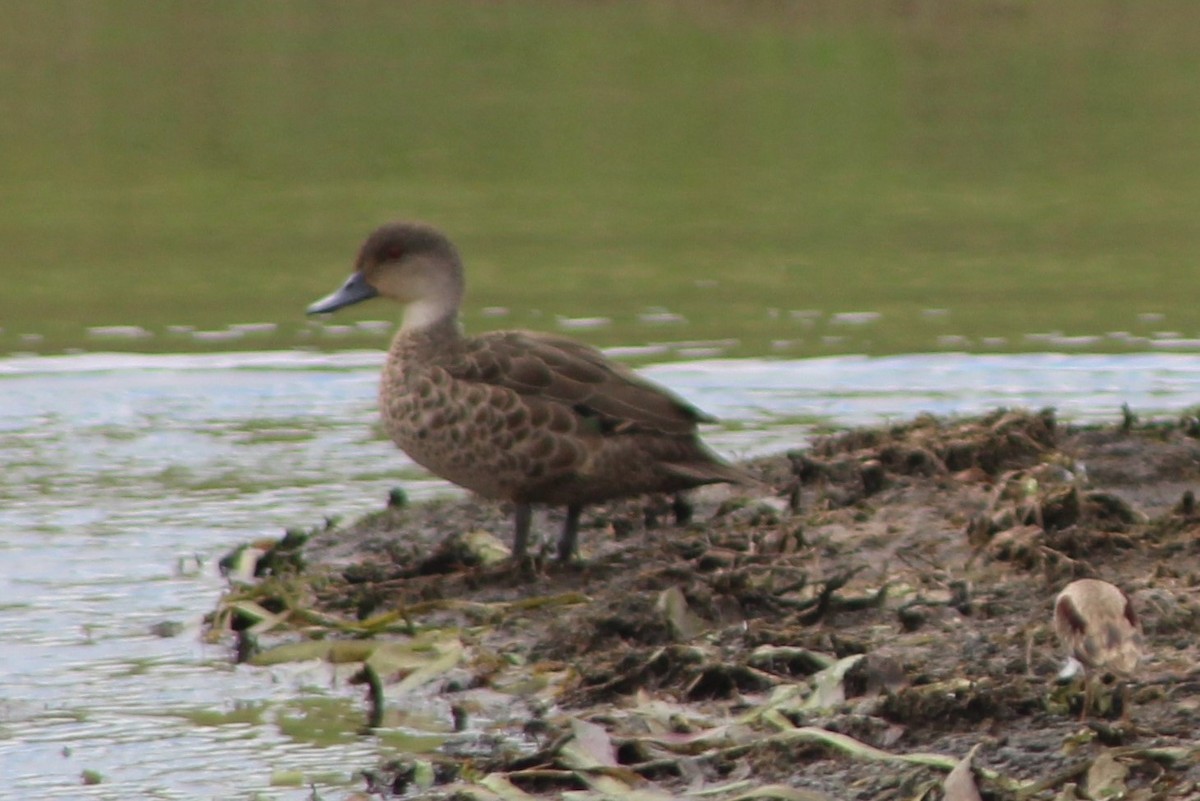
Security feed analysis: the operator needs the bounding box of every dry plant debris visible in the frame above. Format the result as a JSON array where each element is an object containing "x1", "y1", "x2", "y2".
[{"x1": 209, "y1": 408, "x2": 1200, "y2": 799}]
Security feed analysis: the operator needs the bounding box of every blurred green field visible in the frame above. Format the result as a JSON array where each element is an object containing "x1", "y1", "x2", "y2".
[{"x1": 2, "y1": 0, "x2": 1198, "y2": 357}]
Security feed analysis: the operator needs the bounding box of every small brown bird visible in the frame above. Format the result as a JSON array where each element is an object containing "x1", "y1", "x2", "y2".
[
  {"x1": 308, "y1": 222, "x2": 746, "y2": 562},
  {"x1": 1053, "y1": 578, "x2": 1144, "y2": 720}
]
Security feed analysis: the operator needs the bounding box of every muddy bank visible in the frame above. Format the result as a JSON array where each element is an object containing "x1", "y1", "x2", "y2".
[{"x1": 214, "y1": 409, "x2": 1200, "y2": 800}]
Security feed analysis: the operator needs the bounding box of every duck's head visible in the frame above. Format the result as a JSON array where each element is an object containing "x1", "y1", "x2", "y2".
[
  {"x1": 307, "y1": 222, "x2": 465, "y2": 330},
  {"x1": 1053, "y1": 578, "x2": 1142, "y2": 674}
]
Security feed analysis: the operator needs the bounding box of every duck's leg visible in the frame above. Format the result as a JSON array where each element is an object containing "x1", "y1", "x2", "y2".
[
  {"x1": 512, "y1": 503, "x2": 533, "y2": 561},
  {"x1": 1080, "y1": 675, "x2": 1093, "y2": 722},
  {"x1": 556, "y1": 504, "x2": 584, "y2": 562},
  {"x1": 671, "y1": 492, "x2": 693, "y2": 525}
]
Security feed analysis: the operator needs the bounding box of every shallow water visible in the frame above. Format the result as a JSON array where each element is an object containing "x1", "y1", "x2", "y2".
[{"x1": 3, "y1": 349, "x2": 1200, "y2": 799}]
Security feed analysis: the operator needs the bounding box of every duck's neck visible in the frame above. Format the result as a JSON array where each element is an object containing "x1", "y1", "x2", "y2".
[
  {"x1": 400, "y1": 299, "x2": 460, "y2": 334},
  {"x1": 398, "y1": 309, "x2": 463, "y2": 352},
  {"x1": 395, "y1": 252, "x2": 465, "y2": 335}
]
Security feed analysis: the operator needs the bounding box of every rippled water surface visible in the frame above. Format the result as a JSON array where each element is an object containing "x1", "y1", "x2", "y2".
[{"x1": 3, "y1": 350, "x2": 1200, "y2": 799}]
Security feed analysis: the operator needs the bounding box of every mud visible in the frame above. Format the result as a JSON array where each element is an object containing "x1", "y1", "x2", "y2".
[{"x1": 219, "y1": 409, "x2": 1200, "y2": 799}]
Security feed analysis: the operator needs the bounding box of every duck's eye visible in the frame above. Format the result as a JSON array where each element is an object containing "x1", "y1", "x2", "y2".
[{"x1": 385, "y1": 246, "x2": 405, "y2": 261}]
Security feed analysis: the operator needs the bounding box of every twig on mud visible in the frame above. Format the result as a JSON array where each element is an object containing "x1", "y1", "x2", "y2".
[
  {"x1": 773, "y1": 727, "x2": 1019, "y2": 792},
  {"x1": 1009, "y1": 759, "x2": 1091, "y2": 798},
  {"x1": 313, "y1": 592, "x2": 591, "y2": 634},
  {"x1": 501, "y1": 767, "x2": 588, "y2": 789},
  {"x1": 502, "y1": 731, "x2": 575, "y2": 772},
  {"x1": 624, "y1": 756, "x2": 686, "y2": 779},
  {"x1": 685, "y1": 662, "x2": 783, "y2": 698},
  {"x1": 892, "y1": 544, "x2": 945, "y2": 572},
  {"x1": 796, "y1": 567, "x2": 883, "y2": 624},
  {"x1": 765, "y1": 727, "x2": 1034, "y2": 794},
  {"x1": 504, "y1": 591, "x2": 593, "y2": 611},
  {"x1": 349, "y1": 664, "x2": 385, "y2": 730},
  {"x1": 772, "y1": 574, "x2": 810, "y2": 596},
  {"x1": 1112, "y1": 744, "x2": 1200, "y2": 765},
  {"x1": 747, "y1": 645, "x2": 836, "y2": 676},
  {"x1": 641, "y1": 727, "x2": 970, "y2": 784}
]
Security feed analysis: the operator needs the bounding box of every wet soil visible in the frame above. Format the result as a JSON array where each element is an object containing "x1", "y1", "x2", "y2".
[{"x1": 225, "y1": 409, "x2": 1200, "y2": 799}]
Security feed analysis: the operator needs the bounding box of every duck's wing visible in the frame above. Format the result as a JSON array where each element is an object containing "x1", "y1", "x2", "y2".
[{"x1": 447, "y1": 330, "x2": 713, "y2": 436}]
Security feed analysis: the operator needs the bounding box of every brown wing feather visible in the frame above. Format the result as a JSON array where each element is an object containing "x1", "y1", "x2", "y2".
[{"x1": 446, "y1": 330, "x2": 713, "y2": 435}]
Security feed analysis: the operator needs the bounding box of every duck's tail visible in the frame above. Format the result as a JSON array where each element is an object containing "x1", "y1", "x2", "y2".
[{"x1": 664, "y1": 459, "x2": 758, "y2": 488}]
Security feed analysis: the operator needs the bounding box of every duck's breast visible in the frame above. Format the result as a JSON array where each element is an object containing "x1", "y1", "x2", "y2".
[{"x1": 379, "y1": 356, "x2": 590, "y2": 500}]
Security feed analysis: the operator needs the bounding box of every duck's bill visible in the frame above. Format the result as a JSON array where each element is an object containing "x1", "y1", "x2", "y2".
[{"x1": 307, "y1": 273, "x2": 378, "y2": 315}]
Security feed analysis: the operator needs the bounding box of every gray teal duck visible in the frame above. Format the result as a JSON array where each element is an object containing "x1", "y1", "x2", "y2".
[
  {"x1": 1053, "y1": 578, "x2": 1144, "y2": 719},
  {"x1": 308, "y1": 221, "x2": 747, "y2": 562}
]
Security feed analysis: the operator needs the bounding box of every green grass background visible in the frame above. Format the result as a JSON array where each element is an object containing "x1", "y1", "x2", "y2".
[{"x1": 2, "y1": 1, "x2": 1198, "y2": 357}]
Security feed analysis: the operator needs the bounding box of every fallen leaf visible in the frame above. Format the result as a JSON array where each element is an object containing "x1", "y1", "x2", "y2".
[
  {"x1": 1086, "y1": 750, "x2": 1128, "y2": 799},
  {"x1": 802, "y1": 654, "x2": 864, "y2": 711},
  {"x1": 723, "y1": 783, "x2": 836, "y2": 801},
  {"x1": 381, "y1": 636, "x2": 464, "y2": 693},
  {"x1": 561, "y1": 718, "x2": 620, "y2": 769},
  {"x1": 656, "y1": 586, "x2": 706, "y2": 641},
  {"x1": 478, "y1": 774, "x2": 536, "y2": 800},
  {"x1": 463, "y1": 529, "x2": 512, "y2": 566},
  {"x1": 943, "y1": 743, "x2": 983, "y2": 801},
  {"x1": 250, "y1": 639, "x2": 337, "y2": 666},
  {"x1": 1052, "y1": 782, "x2": 1082, "y2": 801}
]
